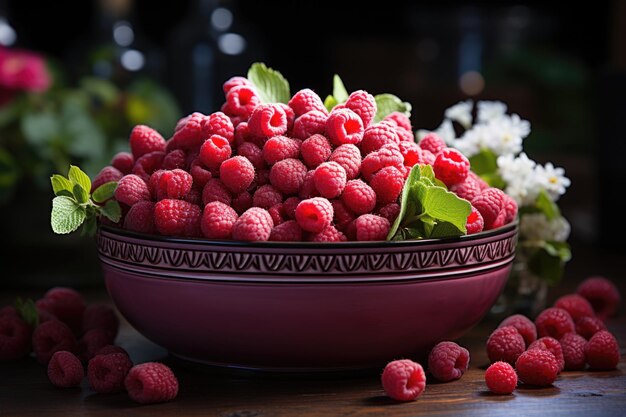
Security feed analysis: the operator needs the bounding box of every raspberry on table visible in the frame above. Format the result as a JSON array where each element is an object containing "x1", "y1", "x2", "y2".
[
  {"x1": 77, "y1": 328, "x2": 114, "y2": 362},
  {"x1": 360, "y1": 146, "x2": 404, "y2": 182},
  {"x1": 82, "y1": 304, "x2": 119, "y2": 340},
  {"x1": 471, "y1": 188, "x2": 508, "y2": 230},
  {"x1": 248, "y1": 103, "x2": 288, "y2": 138},
  {"x1": 253, "y1": 184, "x2": 283, "y2": 209},
  {"x1": 559, "y1": 332, "x2": 587, "y2": 371},
  {"x1": 125, "y1": 362, "x2": 179, "y2": 404},
  {"x1": 576, "y1": 276, "x2": 621, "y2": 320},
  {"x1": 111, "y1": 151, "x2": 134, "y2": 175},
  {"x1": 584, "y1": 330, "x2": 620, "y2": 370},
  {"x1": 466, "y1": 206, "x2": 484, "y2": 235},
  {"x1": 288, "y1": 88, "x2": 328, "y2": 117},
  {"x1": 202, "y1": 111, "x2": 235, "y2": 144},
  {"x1": 154, "y1": 199, "x2": 202, "y2": 237},
  {"x1": 419, "y1": 132, "x2": 447, "y2": 155},
  {"x1": 129, "y1": 125, "x2": 166, "y2": 159},
  {"x1": 202, "y1": 178, "x2": 232, "y2": 206},
  {"x1": 91, "y1": 166, "x2": 123, "y2": 193},
  {"x1": 0, "y1": 315, "x2": 32, "y2": 361},
  {"x1": 47, "y1": 350, "x2": 84, "y2": 388},
  {"x1": 87, "y1": 352, "x2": 133, "y2": 393},
  {"x1": 295, "y1": 197, "x2": 334, "y2": 233},
  {"x1": 262, "y1": 135, "x2": 300, "y2": 165},
  {"x1": 313, "y1": 161, "x2": 347, "y2": 199},
  {"x1": 37, "y1": 287, "x2": 86, "y2": 334},
  {"x1": 114, "y1": 174, "x2": 151, "y2": 207},
  {"x1": 269, "y1": 158, "x2": 308, "y2": 195},
  {"x1": 157, "y1": 169, "x2": 193, "y2": 200},
  {"x1": 292, "y1": 110, "x2": 329, "y2": 140},
  {"x1": 485, "y1": 361, "x2": 517, "y2": 394},
  {"x1": 534, "y1": 307, "x2": 575, "y2": 340},
  {"x1": 132, "y1": 151, "x2": 165, "y2": 183},
  {"x1": 528, "y1": 336, "x2": 565, "y2": 373},
  {"x1": 433, "y1": 148, "x2": 470, "y2": 187},
  {"x1": 329, "y1": 144, "x2": 362, "y2": 180},
  {"x1": 427, "y1": 341, "x2": 470, "y2": 382},
  {"x1": 231, "y1": 207, "x2": 274, "y2": 241},
  {"x1": 226, "y1": 84, "x2": 260, "y2": 118},
  {"x1": 377, "y1": 203, "x2": 400, "y2": 225},
  {"x1": 575, "y1": 316, "x2": 606, "y2": 340},
  {"x1": 370, "y1": 165, "x2": 404, "y2": 205},
  {"x1": 32, "y1": 320, "x2": 77, "y2": 364},
  {"x1": 201, "y1": 201, "x2": 238, "y2": 239},
  {"x1": 199, "y1": 134, "x2": 232, "y2": 170},
  {"x1": 360, "y1": 123, "x2": 399, "y2": 155},
  {"x1": 553, "y1": 293, "x2": 595, "y2": 322},
  {"x1": 486, "y1": 325, "x2": 526, "y2": 365},
  {"x1": 381, "y1": 359, "x2": 426, "y2": 402},
  {"x1": 269, "y1": 220, "x2": 303, "y2": 242},
  {"x1": 301, "y1": 134, "x2": 332, "y2": 168},
  {"x1": 325, "y1": 108, "x2": 364, "y2": 146},
  {"x1": 384, "y1": 112, "x2": 412, "y2": 132},
  {"x1": 308, "y1": 225, "x2": 348, "y2": 242},
  {"x1": 162, "y1": 149, "x2": 187, "y2": 171},
  {"x1": 344, "y1": 90, "x2": 376, "y2": 127},
  {"x1": 123, "y1": 200, "x2": 156, "y2": 234},
  {"x1": 498, "y1": 314, "x2": 537, "y2": 348},
  {"x1": 515, "y1": 349, "x2": 560, "y2": 386},
  {"x1": 220, "y1": 156, "x2": 256, "y2": 194},
  {"x1": 354, "y1": 214, "x2": 390, "y2": 241}
]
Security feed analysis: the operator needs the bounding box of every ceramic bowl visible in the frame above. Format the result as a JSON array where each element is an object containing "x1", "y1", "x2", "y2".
[{"x1": 97, "y1": 222, "x2": 517, "y2": 372}]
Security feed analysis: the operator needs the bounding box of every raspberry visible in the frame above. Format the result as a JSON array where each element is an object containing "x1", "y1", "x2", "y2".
[
  {"x1": 337, "y1": 181, "x2": 376, "y2": 217},
  {"x1": 162, "y1": 149, "x2": 187, "y2": 170},
  {"x1": 82, "y1": 304, "x2": 119, "y2": 340},
  {"x1": 295, "y1": 197, "x2": 334, "y2": 233},
  {"x1": 331, "y1": 199, "x2": 356, "y2": 231},
  {"x1": 157, "y1": 169, "x2": 193, "y2": 200},
  {"x1": 396, "y1": 141, "x2": 424, "y2": 168},
  {"x1": 222, "y1": 76, "x2": 253, "y2": 94},
  {"x1": 269, "y1": 220, "x2": 303, "y2": 241},
  {"x1": 301, "y1": 134, "x2": 332, "y2": 168},
  {"x1": 344, "y1": 90, "x2": 376, "y2": 127},
  {"x1": 298, "y1": 170, "x2": 320, "y2": 199},
  {"x1": 87, "y1": 352, "x2": 133, "y2": 393},
  {"x1": 255, "y1": 168, "x2": 271, "y2": 187},
  {"x1": 433, "y1": 148, "x2": 470, "y2": 187},
  {"x1": 419, "y1": 132, "x2": 447, "y2": 155},
  {"x1": 354, "y1": 214, "x2": 390, "y2": 241},
  {"x1": 91, "y1": 166, "x2": 123, "y2": 193},
  {"x1": 515, "y1": 349, "x2": 560, "y2": 386},
  {"x1": 129, "y1": 125, "x2": 166, "y2": 159},
  {"x1": 559, "y1": 332, "x2": 587, "y2": 371},
  {"x1": 498, "y1": 314, "x2": 537, "y2": 347},
  {"x1": 78, "y1": 328, "x2": 115, "y2": 362},
  {"x1": 471, "y1": 188, "x2": 508, "y2": 230},
  {"x1": 189, "y1": 159, "x2": 212, "y2": 188},
  {"x1": 377, "y1": 203, "x2": 400, "y2": 225},
  {"x1": 553, "y1": 293, "x2": 595, "y2": 322},
  {"x1": 32, "y1": 320, "x2": 77, "y2": 364},
  {"x1": 132, "y1": 151, "x2": 165, "y2": 182},
  {"x1": 534, "y1": 307, "x2": 575, "y2": 340},
  {"x1": 450, "y1": 175, "x2": 483, "y2": 202},
  {"x1": 503, "y1": 194, "x2": 518, "y2": 224},
  {"x1": 360, "y1": 146, "x2": 404, "y2": 182},
  {"x1": 199, "y1": 134, "x2": 232, "y2": 170},
  {"x1": 427, "y1": 341, "x2": 470, "y2": 382},
  {"x1": 226, "y1": 85, "x2": 260, "y2": 118},
  {"x1": 381, "y1": 359, "x2": 426, "y2": 402},
  {"x1": 253, "y1": 184, "x2": 283, "y2": 209},
  {"x1": 270, "y1": 158, "x2": 308, "y2": 195},
  {"x1": 528, "y1": 336, "x2": 565, "y2": 372},
  {"x1": 0, "y1": 305, "x2": 19, "y2": 318},
  {"x1": 326, "y1": 108, "x2": 364, "y2": 146},
  {"x1": 283, "y1": 197, "x2": 301, "y2": 219},
  {"x1": 469, "y1": 171, "x2": 490, "y2": 190},
  {"x1": 485, "y1": 361, "x2": 517, "y2": 394},
  {"x1": 167, "y1": 112, "x2": 205, "y2": 152},
  {"x1": 466, "y1": 206, "x2": 484, "y2": 234},
  {"x1": 288, "y1": 88, "x2": 327, "y2": 117},
  {"x1": 202, "y1": 178, "x2": 232, "y2": 206},
  {"x1": 154, "y1": 199, "x2": 202, "y2": 237},
  {"x1": 110, "y1": 151, "x2": 134, "y2": 175},
  {"x1": 278, "y1": 103, "x2": 296, "y2": 133},
  {"x1": 268, "y1": 203, "x2": 287, "y2": 225},
  {"x1": 248, "y1": 103, "x2": 288, "y2": 138},
  {"x1": 231, "y1": 191, "x2": 253, "y2": 215},
  {"x1": 370, "y1": 165, "x2": 404, "y2": 205},
  {"x1": 360, "y1": 123, "x2": 399, "y2": 155},
  {"x1": 237, "y1": 142, "x2": 266, "y2": 170},
  {"x1": 585, "y1": 330, "x2": 620, "y2": 370},
  {"x1": 123, "y1": 200, "x2": 156, "y2": 234},
  {"x1": 114, "y1": 174, "x2": 151, "y2": 207},
  {"x1": 37, "y1": 287, "x2": 86, "y2": 334},
  {"x1": 262, "y1": 135, "x2": 300, "y2": 165},
  {"x1": 96, "y1": 345, "x2": 129, "y2": 357},
  {"x1": 220, "y1": 156, "x2": 255, "y2": 194},
  {"x1": 202, "y1": 111, "x2": 235, "y2": 144},
  {"x1": 47, "y1": 350, "x2": 84, "y2": 388},
  {"x1": 231, "y1": 207, "x2": 274, "y2": 241},
  {"x1": 309, "y1": 225, "x2": 347, "y2": 242},
  {"x1": 0, "y1": 315, "x2": 31, "y2": 360},
  {"x1": 486, "y1": 325, "x2": 525, "y2": 365},
  {"x1": 313, "y1": 161, "x2": 347, "y2": 199},
  {"x1": 395, "y1": 127, "x2": 415, "y2": 143},
  {"x1": 576, "y1": 276, "x2": 621, "y2": 320},
  {"x1": 384, "y1": 112, "x2": 412, "y2": 132},
  {"x1": 292, "y1": 110, "x2": 328, "y2": 140},
  {"x1": 575, "y1": 316, "x2": 606, "y2": 340},
  {"x1": 201, "y1": 201, "x2": 238, "y2": 239},
  {"x1": 329, "y1": 144, "x2": 362, "y2": 180},
  {"x1": 125, "y1": 362, "x2": 179, "y2": 404}
]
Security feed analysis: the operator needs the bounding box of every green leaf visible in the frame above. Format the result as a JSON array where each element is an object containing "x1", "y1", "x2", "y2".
[
  {"x1": 50, "y1": 174, "x2": 74, "y2": 197},
  {"x1": 535, "y1": 189, "x2": 560, "y2": 220},
  {"x1": 527, "y1": 247, "x2": 565, "y2": 286},
  {"x1": 92, "y1": 181, "x2": 118, "y2": 203},
  {"x1": 99, "y1": 199, "x2": 122, "y2": 223},
  {"x1": 419, "y1": 186, "x2": 471, "y2": 234},
  {"x1": 73, "y1": 183, "x2": 89, "y2": 204},
  {"x1": 324, "y1": 95, "x2": 338, "y2": 112},
  {"x1": 68, "y1": 165, "x2": 91, "y2": 194},
  {"x1": 374, "y1": 94, "x2": 412, "y2": 123},
  {"x1": 480, "y1": 172, "x2": 506, "y2": 189},
  {"x1": 14, "y1": 298, "x2": 39, "y2": 328},
  {"x1": 429, "y1": 221, "x2": 465, "y2": 238},
  {"x1": 543, "y1": 240, "x2": 572, "y2": 263},
  {"x1": 387, "y1": 164, "x2": 422, "y2": 240},
  {"x1": 51, "y1": 196, "x2": 86, "y2": 234},
  {"x1": 418, "y1": 164, "x2": 446, "y2": 188},
  {"x1": 247, "y1": 62, "x2": 290, "y2": 104},
  {"x1": 20, "y1": 110, "x2": 60, "y2": 147},
  {"x1": 81, "y1": 215, "x2": 97, "y2": 237},
  {"x1": 469, "y1": 148, "x2": 498, "y2": 176},
  {"x1": 333, "y1": 74, "x2": 349, "y2": 103}
]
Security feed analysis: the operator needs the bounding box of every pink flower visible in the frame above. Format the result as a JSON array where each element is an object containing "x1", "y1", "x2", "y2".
[{"x1": 0, "y1": 46, "x2": 51, "y2": 93}]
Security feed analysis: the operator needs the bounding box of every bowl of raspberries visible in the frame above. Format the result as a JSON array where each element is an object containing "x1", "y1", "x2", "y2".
[{"x1": 91, "y1": 67, "x2": 519, "y2": 371}]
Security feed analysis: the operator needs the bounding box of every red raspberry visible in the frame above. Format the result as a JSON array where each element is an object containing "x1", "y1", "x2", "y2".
[
  {"x1": 253, "y1": 184, "x2": 283, "y2": 209},
  {"x1": 78, "y1": 328, "x2": 114, "y2": 362},
  {"x1": 32, "y1": 320, "x2": 77, "y2": 364},
  {"x1": 450, "y1": 174, "x2": 483, "y2": 202},
  {"x1": 157, "y1": 169, "x2": 193, "y2": 200},
  {"x1": 185, "y1": 186, "x2": 206, "y2": 207},
  {"x1": 37, "y1": 287, "x2": 86, "y2": 334},
  {"x1": 309, "y1": 225, "x2": 348, "y2": 242},
  {"x1": 278, "y1": 103, "x2": 295, "y2": 133},
  {"x1": 295, "y1": 197, "x2": 334, "y2": 233},
  {"x1": 384, "y1": 111, "x2": 412, "y2": 132},
  {"x1": 503, "y1": 194, "x2": 518, "y2": 224},
  {"x1": 132, "y1": 151, "x2": 165, "y2": 182},
  {"x1": 427, "y1": 341, "x2": 470, "y2": 382},
  {"x1": 377, "y1": 203, "x2": 400, "y2": 225},
  {"x1": 202, "y1": 178, "x2": 232, "y2": 206},
  {"x1": 288, "y1": 88, "x2": 327, "y2": 117},
  {"x1": 528, "y1": 336, "x2": 565, "y2": 372},
  {"x1": 469, "y1": 171, "x2": 490, "y2": 190},
  {"x1": 270, "y1": 158, "x2": 308, "y2": 195},
  {"x1": 125, "y1": 362, "x2": 178, "y2": 404},
  {"x1": 419, "y1": 132, "x2": 447, "y2": 155},
  {"x1": 0, "y1": 305, "x2": 19, "y2": 318},
  {"x1": 255, "y1": 168, "x2": 271, "y2": 187},
  {"x1": 360, "y1": 146, "x2": 404, "y2": 182},
  {"x1": 189, "y1": 160, "x2": 212, "y2": 189},
  {"x1": 292, "y1": 110, "x2": 328, "y2": 140},
  {"x1": 471, "y1": 188, "x2": 508, "y2": 230},
  {"x1": 222, "y1": 76, "x2": 253, "y2": 94},
  {"x1": 220, "y1": 156, "x2": 255, "y2": 194},
  {"x1": 585, "y1": 330, "x2": 620, "y2": 370},
  {"x1": 47, "y1": 350, "x2": 84, "y2": 388},
  {"x1": 313, "y1": 161, "x2": 347, "y2": 199},
  {"x1": 576, "y1": 276, "x2": 621, "y2": 320},
  {"x1": 381, "y1": 359, "x2": 426, "y2": 402},
  {"x1": 201, "y1": 201, "x2": 238, "y2": 239},
  {"x1": 268, "y1": 203, "x2": 287, "y2": 225},
  {"x1": 370, "y1": 166, "x2": 404, "y2": 205},
  {"x1": 123, "y1": 200, "x2": 156, "y2": 234},
  {"x1": 486, "y1": 325, "x2": 525, "y2": 365},
  {"x1": 110, "y1": 151, "x2": 134, "y2": 175},
  {"x1": 326, "y1": 108, "x2": 364, "y2": 146},
  {"x1": 515, "y1": 349, "x2": 559, "y2": 386},
  {"x1": 234, "y1": 120, "x2": 252, "y2": 146},
  {"x1": 96, "y1": 345, "x2": 129, "y2": 357},
  {"x1": 226, "y1": 84, "x2": 260, "y2": 118},
  {"x1": 553, "y1": 293, "x2": 595, "y2": 322},
  {"x1": 154, "y1": 199, "x2": 202, "y2": 237},
  {"x1": 82, "y1": 304, "x2": 119, "y2": 340},
  {"x1": 298, "y1": 170, "x2": 320, "y2": 199},
  {"x1": 88, "y1": 352, "x2": 133, "y2": 393},
  {"x1": 167, "y1": 112, "x2": 205, "y2": 152},
  {"x1": 162, "y1": 149, "x2": 187, "y2": 170},
  {"x1": 396, "y1": 141, "x2": 424, "y2": 168},
  {"x1": 148, "y1": 169, "x2": 166, "y2": 198},
  {"x1": 466, "y1": 206, "x2": 484, "y2": 234},
  {"x1": 129, "y1": 125, "x2": 166, "y2": 159},
  {"x1": 329, "y1": 144, "x2": 362, "y2": 180},
  {"x1": 395, "y1": 126, "x2": 415, "y2": 143},
  {"x1": 262, "y1": 135, "x2": 300, "y2": 165},
  {"x1": 331, "y1": 199, "x2": 356, "y2": 231},
  {"x1": 91, "y1": 166, "x2": 123, "y2": 193},
  {"x1": 498, "y1": 314, "x2": 537, "y2": 348},
  {"x1": 301, "y1": 134, "x2": 332, "y2": 168},
  {"x1": 248, "y1": 103, "x2": 288, "y2": 138},
  {"x1": 360, "y1": 123, "x2": 399, "y2": 155},
  {"x1": 433, "y1": 148, "x2": 470, "y2": 187},
  {"x1": 535, "y1": 307, "x2": 575, "y2": 340},
  {"x1": 354, "y1": 214, "x2": 390, "y2": 241},
  {"x1": 559, "y1": 332, "x2": 587, "y2": 371},
  {"x1": 231, "y1": 191, "x2": 253, "y2": 215},
  {"x1": 202, "y1": 111, "x2": 235, "y2": 144},
  {"x1": 344, "y1": 90, "x2": 376, "y2": 127},
  {"x1": 231, "y1": 207, "x2": 274, "y2": 241},
  {"x1": 575, "y1": 316, "x2": 606, "y2": 340},
  {"x1": 115, "y1": 174, "x2": 151, "y2": 206},
  {"x1": 269, "y1": 220, "x2": 303, "y2": 242},
  {"x1": 237, "y1": 142, "x2": 266, "y2": 170},
  {"x1": 283, "y1": 197, "x2": 301, "y2": 220},
  {"x1": 199, "y1": 134, "x2": 232, "y2": 170},
  {"x1": 485, "y1": 361, "x2": 517, "y2": 394},
  {"x1": 0, "y1": 315, "x2": 31, "y2": 360}
]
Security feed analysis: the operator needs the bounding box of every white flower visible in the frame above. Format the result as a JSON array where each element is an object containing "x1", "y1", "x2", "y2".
[
  {"x1": 484, "y1": 114, "x2": 530, "y2": 156},
  {"x1": 453, "y1": 124, "x2": 494, "y2": 157},
  {"x1": 534, "y1": 162, "x2": 571, "y2": 202},
  {"x1": 477, "y1": 101, "x2": 507, "y2": 123},
  {"x1": 497, "y1": 153, "x2": 541, "y2": 206},
  {"x1": 415, "y1": 119, "x2": 456, "y2": 145},
  {"x1": 520, "y1": 213, "x2": 571, "y2": 242},
  {"x1": 444, "y1": 100, "x2": 473, "y2": 129}
]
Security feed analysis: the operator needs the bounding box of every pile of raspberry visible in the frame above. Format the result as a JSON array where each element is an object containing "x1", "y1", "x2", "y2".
[
  {"x1": 96, "y1": 76, "x2": 517, "y2": 241},
  {"x1": 0, "y1": 287, "x2": 178, "y2": 405}
]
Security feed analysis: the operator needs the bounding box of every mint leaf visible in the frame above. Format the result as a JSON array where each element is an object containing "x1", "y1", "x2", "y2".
[
  {"x1": 73, "y1": 183, "x2": 89, "y2": 204},
  {"x1": 418, "y1": 164, "x2": 446, "y2": 188},
  {"x1": 68, "y1": 165, "x2": 91, "y2": 194},
  {"x1": 419, "y1": 186, "x2": 471, "y2": 235},
  {"x1": 100, "y1": 199, "x2": 122, "y2": 223},
  {"x1": 374, "y1": 94, "x2": 412, "y2": 123},
  {"x1": 535, "y1": 189, "x2": 560, "y2": 220},
  {"x1": 247, "y1": 62, "x2": 290, "y2": 104},
  {"x1": 469, "y1": 148, "x2": 498, "y2": 176},
  {"x1": 50, "y1": 174, "x2": 74, "y2": 198},
  {"x1": 51, "y1": 196, "x2": 86, "y2": 234},
  {"x1": 81, "y1": 215, "x2": 97, "y2": 237},
  {"x1": 324, "y1": 95, "x2": 338, "y2": 112},
  {"x1": 387, "y1": 164, "x2": 421, "y2": 240},
  {"x1": 430, "y1": 220, "x2": 465, "y2": 238},
  {"x1": 14, "y1": 297, "x2": 39, "y2": 328},
  {"x1": 333, "y1": 74, "x2": 349, "y2": 103},
  {"x1": 92, "y1": 181, "x2": 118, "y2": 203}
]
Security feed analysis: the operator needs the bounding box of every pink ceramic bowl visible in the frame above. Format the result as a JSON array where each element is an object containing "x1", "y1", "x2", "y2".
[{"x1": 97, "y1": 222, "x2": 517, "y2": 372}]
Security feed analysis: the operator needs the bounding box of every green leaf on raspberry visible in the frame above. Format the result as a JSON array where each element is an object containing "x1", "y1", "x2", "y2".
[
  {"x1": 99, "y1": 199, "x2": 122, "y2": 223},
  {"x1": 374, "y1": 94, "x2": 412, "y2": 123},
  {"x1": 387, "y1": 164, "x2": 422, "y2": 240},
  {"x1": 333, "y1": 74, "x2": 349, "y2": 103},
  {"x1": 247, "y1": 62, "x2": 290, "y2": 104},
  {"x1": 73, "y1": 183, "x2": 89, "y2": 204},
  {"x1": 51, "y1": 195, "x2": 86, "y2": 234},
  {"x1": 92, "y1": 181, "x2": 118, "y2": 203},
  {"x1": 14, "y1": 297, "x2": 39, "y2": 328},
  {"x1": 68, "y1": 165, "x2": 92, "y2": 194},
  {"x1": 418, "y1": 185, "x2": 470, "y2": 235},
  {"x1": 50, "y1": 174, "x2": 74, "y2": 198},
  {"x1": 324, "y1": 95, "x2": 338, "y2": 112}
]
